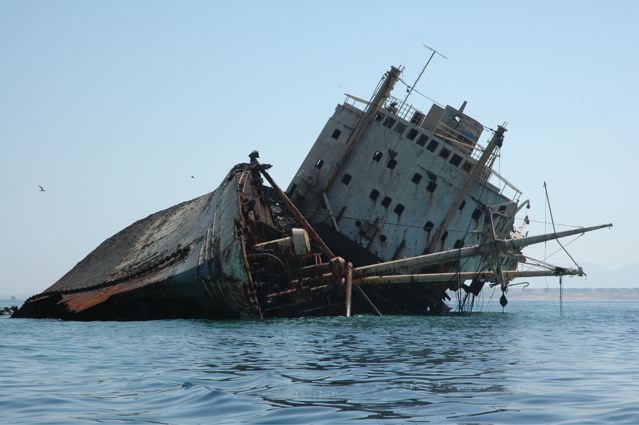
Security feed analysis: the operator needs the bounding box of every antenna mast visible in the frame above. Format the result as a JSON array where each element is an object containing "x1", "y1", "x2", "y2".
[{"x1": 400, "y1": 44, "x2": 447, "y2": 110}]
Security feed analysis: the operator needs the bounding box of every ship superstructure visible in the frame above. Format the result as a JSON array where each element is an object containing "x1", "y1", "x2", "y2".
[{"x1": 287, "y1": 66, "x2": 532, "y2": 311}]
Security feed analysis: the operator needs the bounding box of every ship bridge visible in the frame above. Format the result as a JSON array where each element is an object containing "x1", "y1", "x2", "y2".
[{"x1": 287, "y1": 66, "x2": 524, "y2": 278}]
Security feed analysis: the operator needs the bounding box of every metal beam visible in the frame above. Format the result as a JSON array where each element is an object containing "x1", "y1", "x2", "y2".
[
  {"x1": 354, "y1": 223, "x2": 611, "y2": 277},
  {"x1": 426, "y1": 125, "x2": 507, "y2": 253},
  {"x1": 323, "y1": 66, "x2": 401, "y2": 192},
  {"x1": 353, "y1": 268, "x2": 583, "y2": 286}
]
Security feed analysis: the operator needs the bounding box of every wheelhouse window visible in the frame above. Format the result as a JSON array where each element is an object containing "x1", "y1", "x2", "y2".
[
  {"x1": 383, "y1": 116, "x2": 396, "y2": 128},
  {"x1": 450, "y1": 153, "x2": 463, "y2": 167},
  {"x1": 426, "y1": 139, "x2": 439, "y2": 152},
  {"x1": 393, "y1": 122, "x2": 407, "y2": 135},
  {"x1": 406, "y1": 128, "x2": 419, "y2": 141},
  {"x1": 416, "y1": 134, "x2": 429, "y2": 147}
]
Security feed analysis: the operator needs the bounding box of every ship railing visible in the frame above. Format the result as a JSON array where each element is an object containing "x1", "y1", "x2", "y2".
[
  {"x1": 344, "y1": 93, "x2": 427, "y2": 126},
  {"x1": 487, "y1": 168, "x2": 522, "y2": 202},
  {"x1": 344, "y1": 93, "x2": 371, "y2": 110},
  {"x1": 432, "y1": 122, "x2": 477, "y2": 154},
  {"x1": 345, "y1": 93, "x2": 522, "y2": 202},
  {"x1": 434, "y1": 124, "x2": 522, "y2": 201},
  {"x1": 469, "y1": 152, "x2": 522, "y2": 201},
  {"x1": 382, "y1": 95, "x2": 426, "y2": 125}
]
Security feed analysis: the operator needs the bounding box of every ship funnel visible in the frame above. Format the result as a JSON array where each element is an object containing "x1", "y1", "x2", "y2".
[{"x1": 459, "y1": 101, "x2": 467, "y2": 115}]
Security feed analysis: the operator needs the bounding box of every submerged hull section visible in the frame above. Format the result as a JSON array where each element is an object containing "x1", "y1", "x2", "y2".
[
  {"x1": 15, "y1": 159, "x2": 457, "y2": 321},
  {"x1": 16, "y1": 165, "x2": 263, "y2": 320}
]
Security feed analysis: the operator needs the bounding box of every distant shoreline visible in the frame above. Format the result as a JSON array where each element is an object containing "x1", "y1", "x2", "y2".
[
  {"x1": 4, "y1": 288, "x2": 639, "y2": 309},
  {"x1": 495, "y1": 287, "x2": 639, "y2": 302}
]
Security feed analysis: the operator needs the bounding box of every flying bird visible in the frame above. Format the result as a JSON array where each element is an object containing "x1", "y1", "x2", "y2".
[
  {"x1": 191, "y1": 175, "x2": 195, "y2": 179},
  {"x1": 38, "y1": 185, "x2": 46, "y2": 192}
]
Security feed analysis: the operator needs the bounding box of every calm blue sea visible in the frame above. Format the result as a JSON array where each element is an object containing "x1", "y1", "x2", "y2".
[{"x1": 2, "y1": 296, "x2": 639, "y2": 424}]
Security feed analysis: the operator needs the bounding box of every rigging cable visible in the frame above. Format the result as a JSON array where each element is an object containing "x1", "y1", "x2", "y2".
[{"x1": 543, "y1": 182, "x2": 583, "y2": 272}]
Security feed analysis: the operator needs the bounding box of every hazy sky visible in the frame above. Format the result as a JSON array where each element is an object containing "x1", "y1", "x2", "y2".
[{"x1": 1, "y1": 1, "x2": 637, "y2": 296}]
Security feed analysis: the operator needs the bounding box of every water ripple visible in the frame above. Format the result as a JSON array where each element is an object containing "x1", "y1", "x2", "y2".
[{"x1": 2, "y1": 301, "x2": 639, "y2": 423}]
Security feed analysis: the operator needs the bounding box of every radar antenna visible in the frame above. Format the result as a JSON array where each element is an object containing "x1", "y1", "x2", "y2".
[{"x1": 400, "y1": 44, "x2": 447, "y2": 110}]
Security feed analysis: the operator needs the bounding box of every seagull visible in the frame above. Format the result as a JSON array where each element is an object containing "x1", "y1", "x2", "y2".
[
  {"x1": 38, "y1": 185, "x2": 46, "y2": 192},
  {"x1": 190, "y1": 175, "x2": 195, "y2": 179}
]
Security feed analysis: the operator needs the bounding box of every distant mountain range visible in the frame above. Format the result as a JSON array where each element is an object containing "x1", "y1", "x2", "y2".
[
  {"x1": 523, "y1": 261, "x2": 639, "y2": 289},
  {"x1": 505, "y1": 287, "x2": 639, "y2": 301}
]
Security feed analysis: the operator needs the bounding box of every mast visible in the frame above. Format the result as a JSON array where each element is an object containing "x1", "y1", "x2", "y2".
[
  {"x1": 398, "y1": 44, "x2": 446, "y2": 112},
  {"x1": 322, "y1": 66, "x2": 401, "y2": 192},
  {"x1": 425, "y1": 125, "x2": 507, "y2": 253}
]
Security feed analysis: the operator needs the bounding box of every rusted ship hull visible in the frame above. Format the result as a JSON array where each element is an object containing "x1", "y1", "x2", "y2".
[
  {"x1": 15, "y1": 165, "x2": 254, "y2": 319},
  {"x1": 13, "y1": 163, "x2": 346, "y2": 320},
  {"x1": 15, "y1": 158, "x2": 468, "y2": 320}
]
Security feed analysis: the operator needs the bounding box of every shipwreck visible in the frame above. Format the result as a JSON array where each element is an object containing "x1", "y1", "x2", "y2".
[{"x1": 14, "y1": 63, "x2": 611, "y2": 320}]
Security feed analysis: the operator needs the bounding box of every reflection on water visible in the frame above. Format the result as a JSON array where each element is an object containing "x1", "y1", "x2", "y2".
[{"x1": 2, "y1": 301, "x2": 639, "y2": 424}]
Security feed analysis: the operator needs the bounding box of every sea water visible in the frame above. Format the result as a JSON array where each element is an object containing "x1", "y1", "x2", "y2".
[{"x1": 2, "y1": 294, "x2": 638, "y2": 424}]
